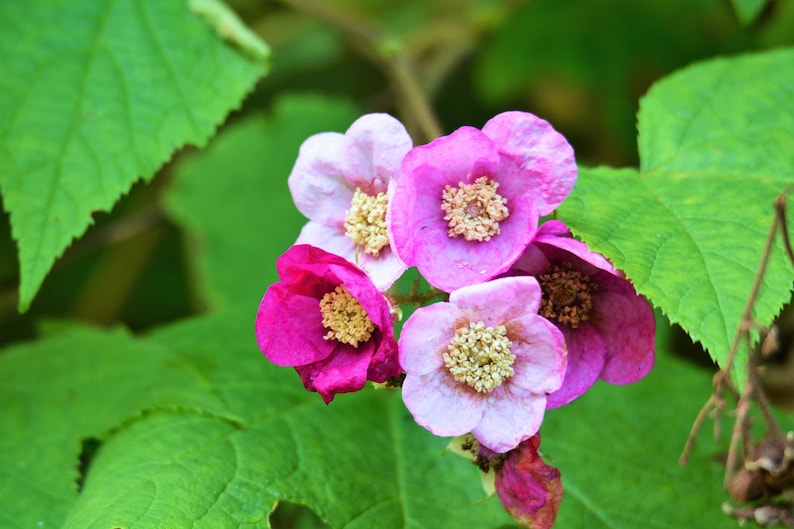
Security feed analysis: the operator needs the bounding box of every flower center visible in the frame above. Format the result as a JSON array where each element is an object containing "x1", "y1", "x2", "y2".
[
  {"x1": 319, "y1": 284, "x2": 375, "y2": 347},
  {"x1": 441, "y1": 176, "x2": 509, "y2": 242},
  {"x1": 537, "y1": 263, "x2": 597, "y2": 328},
  {"x1": 443, "y1": 321, "x2": 515, "y2": 393},
  {"x1": 344, "y1": 188, "x2": 389, "y2": 256}
]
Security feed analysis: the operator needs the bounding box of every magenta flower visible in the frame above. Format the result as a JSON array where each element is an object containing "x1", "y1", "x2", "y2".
[
  {"x1": 480, "y1": 435, "x2": 563, "y2": 529},
  {"x1": 288, "y1": 113, "x2": 412, "y2": 291},
  {"x1": 255, "y1": 244, "x2": 401, "y2": 403},
  {"x1": 389, "y1": 111, "x2": 576, "y2": 292},
  {"x1": 511, "y1": 220, "x2": 655, "y2": 408},
  {"x1": 399, "y1": 276, "x2": 567, "y2": 453}
]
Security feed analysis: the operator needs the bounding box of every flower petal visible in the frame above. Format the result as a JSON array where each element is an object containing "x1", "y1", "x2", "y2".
[
  {"x1": 288, "y1": 132, "x2": 353, "y2": 225},
  {"x1": 343, "y1": 113, "x2": 412, "y2": 193},
  {"x1": 471, "y1": 384, "x2": 547, "y2": 453},
  {"x1": 590, "y1": 274, "x2": 656, "y2": 384},
  {"x1": 255, "y1": 285, "x2": 334, "y2": 366},
  {"x1": 402, "y1": 370, "x2": 484, "y2": 437},
  {"x1": 399, "y1": 302, "x2": 462, "y2": 376},
  {"x1": 295, "y1": 221, "x2": 351, "y2": 258},
  {"x1": 545, "y1": 323, "x2": 607, "y2": 409},
  {"x1": 508, "y1": 315, "x2": 567, "y2": 395},
  {"x1": 482, "y1": 111, "x2": 577, "y2": 216},
  {"x1": 295, "y1": 341, "x2": 376, "y2": 403},
  {"x1": 450, "y1": 276, "x2": 543, "y2": 323}
]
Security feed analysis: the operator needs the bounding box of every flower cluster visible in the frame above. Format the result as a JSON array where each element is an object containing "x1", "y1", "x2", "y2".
[{"x1": 255, "y1": 111, "x2": 655, "y2": 528}]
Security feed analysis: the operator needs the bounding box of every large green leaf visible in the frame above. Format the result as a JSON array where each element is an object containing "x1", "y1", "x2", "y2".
[
  {"x1": 0, "y1": 0, "x2": 267, "y2": 312},
  {"x1": 165, "y1": 94, "x2": 359, "y2": 311},
  {"x1": 0, "y1": 308, "x2": 765, "y2": 528},
  {"x1": 559, "y1": 48, "x2": 794, "y2": 374},
  {"x1": 0, "y1": 310, "x2": 514, "y2": 529}
]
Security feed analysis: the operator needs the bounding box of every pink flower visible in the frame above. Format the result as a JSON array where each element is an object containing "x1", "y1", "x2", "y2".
[
  {"x1": 389, "y1": 111, "x2": 576, "y2": 292},
  {"x1": 511, "y1": 220, "x2": 655, "y2": 408},
  {"x1": 480, "y1": 435, "x2": 563, "y2": 529},
  {"x1": 255, "y1": 244, "x2": 401, "y2": 403},
  {"x1": 288, "y1": 113, "x2": 412, "y2": 290},
  {"x1": 399, "y1": 276, "x2": 567, "y2": 453}
]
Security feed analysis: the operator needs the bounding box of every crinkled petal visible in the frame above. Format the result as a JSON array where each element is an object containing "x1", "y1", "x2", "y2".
[
  {"x1": 367, "y1": 333, "x2": 401, "y2": 383},
  {"x1": 545, "y1": 323, "x2": 607, "y2": 409},
  {"x1": 295, "y1": 341, "x2": 376, "y2": 403},
  {"x1": 402, "y1": 370, "x2": 484, "y2": 437},
  {"x1": 495, "y1": 435, "x2": 563, "y2": 529},
  {"x1": 260, "y1": 245, "x2": 400, "y2": 403},
  {"x1": 471, "y1": 384, "x2": 547, "y2": 453},
  {"x1": 482, "y1": 111, "x2": 577, "y2": 216},
  {"x1": 255, "y1": 285, "x2": 334, "y2": 366},
  {"x1": 288, "y1": 132, "x2": 354, "y2": 225},
  {"x1": 399, "y1": 302, "x2": 462, "y2": 376},
  {"x1": 508, "y1": 315, "x2": 567, "y2": 395},
  {"x1": 450, "y1": 276, "x2": 543, "y2": 323},
  {"x1": 590, "y1": 274, "x2": 656, "y2": 384},
  {"x1": 343, "y1": 113, "x2": 412, "y2": 193}
]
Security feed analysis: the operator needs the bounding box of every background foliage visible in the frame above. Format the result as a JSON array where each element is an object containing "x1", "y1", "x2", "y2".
[{"x1": 1, "y1": 1, "x2": 794, "y2": 528}]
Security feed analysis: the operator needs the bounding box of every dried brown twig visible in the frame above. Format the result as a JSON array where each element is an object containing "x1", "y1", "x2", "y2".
[{"x1": 679, "y1": 188, "x2": 794, "y2": 526}]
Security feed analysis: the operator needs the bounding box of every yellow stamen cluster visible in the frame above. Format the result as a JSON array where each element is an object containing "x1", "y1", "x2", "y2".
[
  {"x1": 319, "y1": 285, "x2": 375, "y2": 347},
  {"x1": 441, "y1": 176, "x2": 509, "y2": 242},
  {"x1": 344, "y1": 188, "x2": 389, "y2": 256},
  {"x1": 443, "y1": 321, "x2": 515, "y2": 393},
  {"x1": 538, "y1": 263, "x2": 597, "y2": 328}
]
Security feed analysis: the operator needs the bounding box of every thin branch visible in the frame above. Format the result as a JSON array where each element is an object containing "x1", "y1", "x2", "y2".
[{"x1": 679, "y1": 188, "x2": 792, "y2": 467}]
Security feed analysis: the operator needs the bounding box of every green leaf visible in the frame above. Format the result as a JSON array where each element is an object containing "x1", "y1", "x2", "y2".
[
  {"x1": 559, "y1": 48, "x2": 794, "y2": 374},
  {"x1": 731, "y1": 0, "x2": 768, "y2": 25},
  {"x1": 0, "y1": 325, "x2": 231, "y2": 529},
  {"x1": 0, "y1": 0, "x2": 267, "y2": 312},
  {"x1": 2, "y1": 309, "x2": 765, "y2": 528},
  {"x1": 165, "y1": 94, "x2": 360, "y2": 311},
  {"x1": 543, "y1": 321, "x2": 766, "y2": 528},
  {"x1": 0, "y1": 311, "x2": 513, "y2": 529}
]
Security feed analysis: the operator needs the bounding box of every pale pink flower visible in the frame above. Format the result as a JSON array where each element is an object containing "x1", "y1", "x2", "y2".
[
  {"x1": 399, "y1": 276, "x2": 567, "y2": 453},
  {"x1": 255, "y1": 245, "x2": 401, "y2": 403},
  {"x1": 389, "y1": 111, "x2": 576, "y2": 292},
  {"x1": 511, "y1": 220, "x2": 655, "y2": 408},
  {"x1": 288, "y1": 113, "x2": 412, "y2": 290}
]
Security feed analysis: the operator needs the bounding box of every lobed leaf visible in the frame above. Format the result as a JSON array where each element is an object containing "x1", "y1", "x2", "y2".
[
  {"x1": 0, "y1": 0, "x2": 267, "y2": 312},
  {"x1": 559, "y1": 48, "x2": 794, "y2": 376}
]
